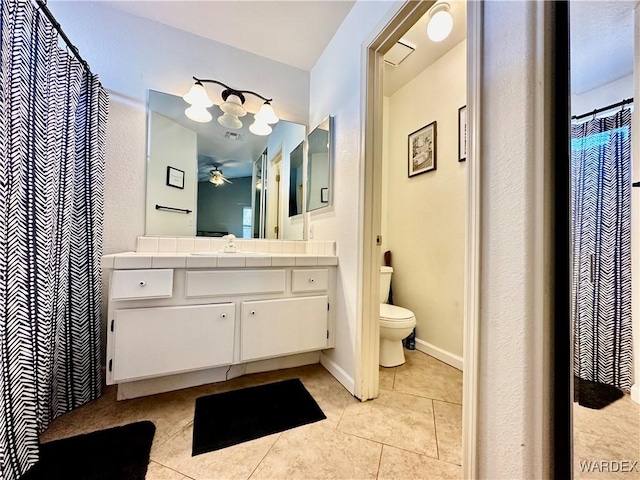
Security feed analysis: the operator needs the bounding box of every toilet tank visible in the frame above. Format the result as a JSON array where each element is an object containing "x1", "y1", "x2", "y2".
[{"x1": 380, "y1": 266, "x2": 393, "y2": 303}]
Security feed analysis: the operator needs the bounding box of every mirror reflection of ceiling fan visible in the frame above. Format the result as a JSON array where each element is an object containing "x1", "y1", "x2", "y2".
[{"x1": 209, "y1": 166, "x2": 233, "y2": 187}]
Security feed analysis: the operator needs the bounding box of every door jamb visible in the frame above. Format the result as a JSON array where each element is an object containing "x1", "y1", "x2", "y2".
[{"x1": 358, "y1": 2, "x2": 482, "y2": 478}]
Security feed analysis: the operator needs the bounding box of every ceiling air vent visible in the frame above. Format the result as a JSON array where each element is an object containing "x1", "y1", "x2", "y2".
[
  {"x1": 384, "y1": 39, "x2": 416, "y2": 67},
  {"x1": 224, "y1": 132, "x2": 244, "y2": 141}
]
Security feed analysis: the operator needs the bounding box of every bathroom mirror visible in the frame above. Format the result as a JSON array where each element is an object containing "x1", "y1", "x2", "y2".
[
  {"x1": 306, "y1": 115, "x2": 333, "y2": 212},
  {"x1": 145, "y1": 90, "x2": 306, "y2": 239},
  {"x1": 288, "y1": 141, "x2": 304, "y2": 217}
]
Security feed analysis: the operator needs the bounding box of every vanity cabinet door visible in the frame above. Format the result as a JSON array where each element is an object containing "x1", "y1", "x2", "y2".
[
  {"x1": 109, "y1": 303, "x2": 235, "y2": 383},
  {"x1": 240, "y1": 296, "x2": 329, "y2": 362}
]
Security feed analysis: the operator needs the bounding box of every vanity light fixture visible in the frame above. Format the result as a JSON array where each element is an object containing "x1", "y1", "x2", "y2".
[
  {"x1": 183, "y1": 77, "x2": 279, "y2": 135},
  {"x1": 426, "y1": 2, "x2": 453, "y2": 42}
]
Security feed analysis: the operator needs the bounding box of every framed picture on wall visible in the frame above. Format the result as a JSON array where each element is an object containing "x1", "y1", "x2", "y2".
[
  {"x1": 408, "y1": 121, "x2": 437, "y2": 177},
  {"x1": 320, "y1": 187, "x2": 329, "y2": 203},
  {"x1": 458, "y1": 105, "x2": 467, "y2": 162},
  {"x1": 166, "y1": 166, "x2": 185, "y2": 189}
]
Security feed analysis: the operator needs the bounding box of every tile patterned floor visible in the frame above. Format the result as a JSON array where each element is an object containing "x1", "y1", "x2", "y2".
[
  {"x1": 573, "y1": 393, "x2": 640, "y2": 479},
  {"x1": 41, "y1": 350, "x2": 463, "y2": 479},
  {"x1": 38, "y1": 349, "x2": 640, "y2": 479}
]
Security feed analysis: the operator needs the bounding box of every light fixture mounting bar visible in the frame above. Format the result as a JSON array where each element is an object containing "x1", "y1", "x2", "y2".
[{"x1": 192, "y1": 76, "x2": 273, "y2": 103}]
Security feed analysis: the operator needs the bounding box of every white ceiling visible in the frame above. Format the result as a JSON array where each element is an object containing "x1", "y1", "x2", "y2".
[
  {"x1": 383, "y1": 0, "x2": 467, "y2": 96},
  {"x1": 570, "y1": 0, "x2": 634, "y2": 95},
  {"x1": 51, "y1": 0, "x2": 633, "y2": 100},
  {"x1": 90, "y1": 0, "x2": 356, "y2": 71}
]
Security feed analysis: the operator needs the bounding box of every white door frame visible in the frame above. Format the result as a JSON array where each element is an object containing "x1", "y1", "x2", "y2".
[
  {"x1": 358, "y1": 1, "x2": 482, "y2": 478},
  {"x1": 266, "y1": 149, "x2": 283, "y2": 239}
]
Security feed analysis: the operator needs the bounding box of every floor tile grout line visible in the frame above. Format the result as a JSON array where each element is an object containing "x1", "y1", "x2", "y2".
[
  {"x1": 152, "y1": 418, "x2": 195, "y2": 453},
  {"x1": 432, "y1": 398, "x2": 464, "y2": 407},
  {"x1": 431, "y1": 399, "x2": 440, "y2": 460},
  {"x1": 377, "y1": 442, "x2": 441, "y2": 461},
  {"x1": 150, "y1": 459, "x2": 192, "y2": 478},
  {"x1": 150, "y1": 420, "x2": 193, "y2": 462},
  {"x1": 375, "y1": 444, "x2": 384, "y2": 480},
  {"x1": 336, "y1": 428, "x2": 435, "y2": 459},
  {"x1": 386, "y1": 386, "x2": 462, "y2": 405},
  {"x1": 246, "y1": 432, "x2": 283, "y2": 480}
]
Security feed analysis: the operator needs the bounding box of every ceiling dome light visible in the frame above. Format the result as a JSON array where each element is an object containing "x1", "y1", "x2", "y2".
[
  {"x1": 183, "y1": 82, "x2": 213, "y2": 107},
  {"x1": 254, "y1": 102, "x2": 279, "y2": 124},
  {"x1": 218, "y1": 113, "x2": 243, "y2": 129},
  {"x1": 249, "y1": 120, "x2": 272, "y2": 136},
  {"x1": 185, "y1": 105, "x2": 212, "y2": 123},
  {"x1": 426, "y1": 3, "x2": 453, "y2": 42}
]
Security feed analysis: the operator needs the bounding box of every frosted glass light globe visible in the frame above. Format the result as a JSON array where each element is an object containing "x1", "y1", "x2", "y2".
[
  {"x1": 185, "y1": 105, "x2": 212, "y2": 123},
  {"x1": 427, "y1": 7, "x2": 453, "y2": 42},
  {"x1": 249, "y1": 120, "x2": 272, "y2": 136},
  {"x1": 255, "y1": 103, "x2": 279, "y2": 124},
  {"x1": 183, "y1": 83, "x2": 213, "y2": 107},
  {"x1": 218, "y1": 113, "x2": 243, "y2": 129}
]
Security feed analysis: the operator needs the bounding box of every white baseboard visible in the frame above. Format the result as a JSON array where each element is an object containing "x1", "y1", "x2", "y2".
[
  {"x1": 117, "y1": 352, "x2": 320, "y2": 400},
  {"x1": 320, "y1": 352, "x2": 355, "y2": 395},
  {"x1": 631, "y1": 384, "x2": 640, "y2": 405},
  {"x1": 415, "y1": 338, "x2": 463, "y2": 371}
]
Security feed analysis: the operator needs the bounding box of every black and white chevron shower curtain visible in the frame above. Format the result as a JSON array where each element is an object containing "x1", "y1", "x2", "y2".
[
  {"x1": 571, "y1": 109, "x2": 632, "y2": 391},
  {"x1": 0, "y1": 1, "x2": 108, "y2": 478}
]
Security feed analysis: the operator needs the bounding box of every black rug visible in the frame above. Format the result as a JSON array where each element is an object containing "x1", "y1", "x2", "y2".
[
  {"x1": 22, "y1": 421, "x2": 155, "y2": 480},
  {"x1": 192, "y1": 378, "x2": 326, "y2": 456},
  {"x1": 574, "y1": 376, "x2": 624, "y2": 410}
]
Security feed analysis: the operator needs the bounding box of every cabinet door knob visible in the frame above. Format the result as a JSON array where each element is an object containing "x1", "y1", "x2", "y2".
[
  {"x1": 221, "y1": 313, "x2": 227, "y2": 319},
  {"x1": 251, "y1": 310, "x2": 256, "y2": 315},
  {"x1": 139, "y1": 280, "x2": 146, "y2": 287},
  {"x1": 309, "y1": 278, "x2": 315, "y2": 283}
]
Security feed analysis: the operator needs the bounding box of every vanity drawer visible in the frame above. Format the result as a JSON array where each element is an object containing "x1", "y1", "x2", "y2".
[
  {"x1": 186, "y1": 269, "x2": 286, "y2": 297},
  {"x1": 291, "y1": 269, "x2": 329, "y2": 293},
  {"x1": 111, "y1": 269, "x2": 173, "y2": 300}
]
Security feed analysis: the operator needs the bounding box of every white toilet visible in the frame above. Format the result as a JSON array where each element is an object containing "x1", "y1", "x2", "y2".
[{"x1": 379, "y1": 266, "x2": 416, "y2": 367}]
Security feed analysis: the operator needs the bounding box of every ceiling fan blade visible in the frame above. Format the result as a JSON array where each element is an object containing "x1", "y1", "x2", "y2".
[{"x1": 221, "y1": 176, "x2": 233, "y2": 184}]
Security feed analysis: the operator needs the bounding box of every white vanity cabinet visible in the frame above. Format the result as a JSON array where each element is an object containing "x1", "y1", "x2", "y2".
[
  {"x1": 111, "y1": 303, "x2": 235, "y2": 382},
  {"x1": 241, "y1": 295, "x2": 329, "y2": 362},
  {"x1": 105, "y1": 264, "x2": 336, "y2": 393}
]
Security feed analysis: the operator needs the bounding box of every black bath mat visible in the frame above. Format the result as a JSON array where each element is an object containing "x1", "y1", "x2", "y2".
[
  {"x1": 574, "y1": 376, "x2": 624, "y2": 410},
  {"x1": 22, "y1": 420, "x2": 155, "y2": 480},
  {"x1": 192, "y1": 378, "x2": 326, "y2": 456}
]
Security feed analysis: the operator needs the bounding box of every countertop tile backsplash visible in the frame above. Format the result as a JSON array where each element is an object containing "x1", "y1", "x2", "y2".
[{"x1": 136, "y1": 237, "x2": 336, "y2": 256}]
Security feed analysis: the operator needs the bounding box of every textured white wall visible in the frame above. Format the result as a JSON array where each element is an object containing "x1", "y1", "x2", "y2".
[
  {"x1": 383, "y1": 40, "x2": 466, "y2": 361},
  {"x1": 571, "y1": 74, "x2": 633, "y2": 116},
  {"x1": 309, "y1": 0, "x2": 402, "y2": 388},
  {"x1": 476, "y1": 2, "x2": 553, "y2": 477},
  {"x1": 146, "y1": 112, "x2": 197, "y2": 236},
  {"x1": 48, "y1": 2, "x2": 309, "y2": 254}
]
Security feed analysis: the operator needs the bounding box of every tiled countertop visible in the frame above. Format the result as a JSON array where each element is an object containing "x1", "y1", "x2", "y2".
[{"x1": 102, "y1": 252, "x2": 339, "y2": 270}]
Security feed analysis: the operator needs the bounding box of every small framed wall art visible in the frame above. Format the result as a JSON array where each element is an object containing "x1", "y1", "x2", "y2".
[
  {"x1": 320, "y1": 187, "x2": 329, "y2": 203},
  {"x1": 166, "y1": 166, "x2": 185, "y2": 189},
  {"x1": 408, "y1": 121, "x2": 437, "y2": 177},
  {"x1": 458, "y1": 105, "x2": 467, "y2": 162}
]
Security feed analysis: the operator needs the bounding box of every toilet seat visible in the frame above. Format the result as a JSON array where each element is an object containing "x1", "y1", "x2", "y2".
[{"x1": 380, "y1": 304, "x2": 416, "y2": 329}]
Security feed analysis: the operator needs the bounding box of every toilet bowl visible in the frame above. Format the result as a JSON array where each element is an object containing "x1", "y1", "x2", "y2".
[{"x1": 379, "y1": 266, "x2": 416, "y2": 367}]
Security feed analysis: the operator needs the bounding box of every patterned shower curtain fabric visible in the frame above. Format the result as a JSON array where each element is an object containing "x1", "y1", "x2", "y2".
[
  {"x1": 571, "y1": 109, "x2": 632, "y2": 392},
  {"x1": 0, "y1": 1, "x2": 108, "y2": 479}
]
